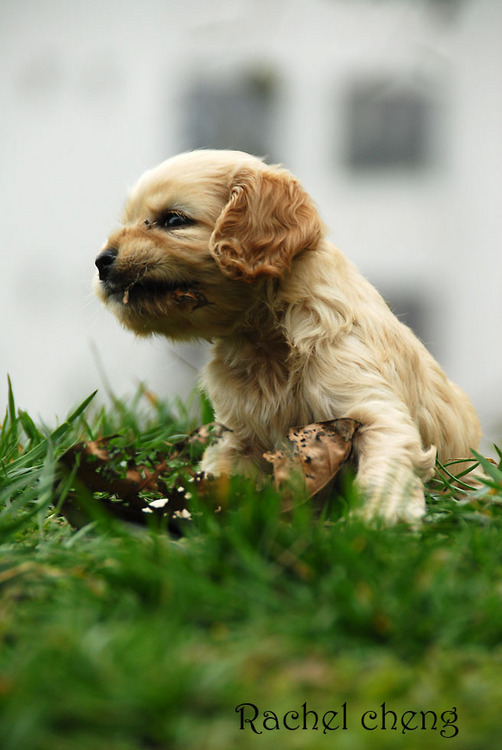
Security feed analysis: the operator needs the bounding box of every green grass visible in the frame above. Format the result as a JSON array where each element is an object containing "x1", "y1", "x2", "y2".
[{"x1": 1, "y1": 380, "x2": 502, "y2": 750}]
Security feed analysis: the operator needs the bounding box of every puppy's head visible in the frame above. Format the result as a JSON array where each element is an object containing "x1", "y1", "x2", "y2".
[{"x1": 94, "y1": 149, "x2": 323, "y2": 340}]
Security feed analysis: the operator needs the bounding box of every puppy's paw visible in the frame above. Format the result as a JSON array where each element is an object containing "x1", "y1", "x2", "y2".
[{"x1": 354, "y1": 468, "x2": 426, "y2": 526}]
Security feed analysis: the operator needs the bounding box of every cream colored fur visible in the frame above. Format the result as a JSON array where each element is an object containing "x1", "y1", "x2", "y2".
[{"x1": 95, "y1": 149, "x2": 481, "y2": 524}]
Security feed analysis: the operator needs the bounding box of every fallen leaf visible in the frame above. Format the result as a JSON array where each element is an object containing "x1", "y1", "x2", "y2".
[
  {"x1": 171, "y1": 288, "x2": 210, "y2": 310},
  {"x1": 264, "y1": 418, "x2": 360, "y2": 509}
]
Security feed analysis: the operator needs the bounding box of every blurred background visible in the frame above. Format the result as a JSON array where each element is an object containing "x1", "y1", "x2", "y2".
[{"x1": 1, "y1": 0, "x2": 501, "y2": 445}]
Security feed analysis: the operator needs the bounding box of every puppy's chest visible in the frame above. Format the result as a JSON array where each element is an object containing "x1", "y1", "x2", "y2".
[{"x1": 203, "y1": 348, "x2": 316, "y2": 440}]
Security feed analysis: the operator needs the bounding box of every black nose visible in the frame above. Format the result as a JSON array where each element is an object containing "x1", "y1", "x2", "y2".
[{"x1": 95, "y1": 247, "x2": 118, "y2": 280}]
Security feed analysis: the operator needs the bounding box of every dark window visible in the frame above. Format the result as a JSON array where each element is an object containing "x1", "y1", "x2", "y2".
[
  {"x1": 181, "y1": 70, "x2": 277, "y2": 158},
  {"x1": 345, "y1": 80, "x2": 433, "y2": 170}
]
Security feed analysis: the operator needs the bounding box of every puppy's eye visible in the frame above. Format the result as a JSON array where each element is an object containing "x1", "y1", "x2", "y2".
[{"x1": 157, "y1": 211, "x2": 194, "y2": 229}]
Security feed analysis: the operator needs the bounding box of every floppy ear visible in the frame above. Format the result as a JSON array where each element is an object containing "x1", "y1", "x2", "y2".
[{"x1": 209, "y1": 166, "x2": 323, "y2": 282}]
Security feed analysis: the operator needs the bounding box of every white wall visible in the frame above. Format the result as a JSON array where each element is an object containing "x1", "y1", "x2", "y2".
[{"x1": 1, "y1": 0, "x2": 500, "y2": 445}]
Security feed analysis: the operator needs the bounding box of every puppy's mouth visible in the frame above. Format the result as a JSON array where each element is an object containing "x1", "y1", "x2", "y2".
[{"x1": 104, "y1": 276, "x2": 210, "y2": 311}]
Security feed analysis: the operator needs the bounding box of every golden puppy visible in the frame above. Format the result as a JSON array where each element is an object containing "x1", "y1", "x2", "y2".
[{"x1": 95, "y1": 149, "x2": 481, "y2": 523}]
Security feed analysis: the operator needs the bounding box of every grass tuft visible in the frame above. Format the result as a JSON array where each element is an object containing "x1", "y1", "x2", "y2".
[{"x1": 1, "y1": 381, "x2": 502, "y2": 748}]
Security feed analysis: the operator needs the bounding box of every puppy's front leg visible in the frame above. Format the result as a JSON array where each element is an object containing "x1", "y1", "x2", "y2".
[
  {"x1": 351, "y1": 405, "x2": 436, "y2": 525},
  {"x1": 200, "y1": 431, "x2": 264, "y2": 481}
]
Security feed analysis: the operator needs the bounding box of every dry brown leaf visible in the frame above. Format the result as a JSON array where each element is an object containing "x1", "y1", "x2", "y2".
[
  {"x1": 264, "y1": 418, "x2": 360, "y2": 509},
  {"x1": 171, "y1": 288, "x2": 210, "y2": 310}
]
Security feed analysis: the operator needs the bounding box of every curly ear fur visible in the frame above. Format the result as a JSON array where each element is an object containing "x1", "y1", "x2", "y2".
[{"x1": 209, "y1": 166, "x2": 323, "y2": 282}]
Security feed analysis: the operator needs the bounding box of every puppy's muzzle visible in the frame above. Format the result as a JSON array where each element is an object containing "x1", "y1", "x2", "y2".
[{"x1": 95, "y1": 247, "x2": 118, "y2": 281}]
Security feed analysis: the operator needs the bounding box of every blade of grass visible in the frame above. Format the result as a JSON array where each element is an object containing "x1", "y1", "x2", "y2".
[
  {"x1": 471, "y1": 449, "x2": 502, "y2": 486},
  {"x1": 49, "y1": 391, "x2": 97, "y2": 442}
]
